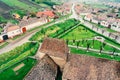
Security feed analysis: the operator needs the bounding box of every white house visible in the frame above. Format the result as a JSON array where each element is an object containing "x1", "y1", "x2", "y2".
[
  {"x1": 5, "y1": 25, "x2": 22, "y2": 38},
  {"x1": 91, "y1": 17, "x2": 100, "y2": 24},
  {"x1": 100, "y1": 21, "x2": 110, "y2": 27},
  {"x1": 111, "y1": 22, "x2": 120, "y2": 32}
]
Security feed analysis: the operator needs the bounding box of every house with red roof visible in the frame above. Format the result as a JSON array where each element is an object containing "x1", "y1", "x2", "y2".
[{"x1": 36, "y1": 10, "x2": 55, "y2": 22}]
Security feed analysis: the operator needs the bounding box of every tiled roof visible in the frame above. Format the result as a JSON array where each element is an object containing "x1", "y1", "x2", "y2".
[
  {"x1": 25, "y1": 55, "x2": 58, "y2": 80},
  {"x1": 63, "y1": 54, "x2": 120, "y2": 80},
  {"x1": 39, "y1": 38, "x2": 69, "y2": 60},
  {"x1": 5, "y1": 25, "x2": 20, "y2": 32}
]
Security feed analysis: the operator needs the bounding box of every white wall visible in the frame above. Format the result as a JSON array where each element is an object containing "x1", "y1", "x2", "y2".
[
  {"x1": 84, "y1": 16, "x2": 91, "y2": 21},
  {"x1": 100, "y1": 21, "x2": 109, "y2": 27},
  {"x1": 111, "y1": 25, "x2": 120, "y2": 32},
  {"x1": 7, "y1": 29, "x2": 22, "y2": 38}
]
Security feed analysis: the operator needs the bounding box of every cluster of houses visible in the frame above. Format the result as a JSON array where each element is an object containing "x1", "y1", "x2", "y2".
[
  {"x1": 53, "y1": 2, "x2": 72, "y2": 15},
  {"x1": 0, "y1": 10, "x2": 56, "y2": 43},
  {"x1": 24, "y1": 38, "x2": 120, "y2": 80},
  {"x1": 75, "y1": 3, "x2": 120, "y2": 32}
]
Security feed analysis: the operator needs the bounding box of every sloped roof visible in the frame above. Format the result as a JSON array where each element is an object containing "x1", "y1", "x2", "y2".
[
  {"x1": 63, "y1": 54, "x2": 120, "y2": 80},
  {"x1": 36, "y1": 11, "x2": 55, "y2": 18},
  {"x1": 6, "y1": 25, "x2": 20, "y2": 32},
  {"x1": 39, "y1": 38, "x2": 69, "y2": 60},
  {"x1": 24, "y1": 55, "x2": 58, "y2": 80}
]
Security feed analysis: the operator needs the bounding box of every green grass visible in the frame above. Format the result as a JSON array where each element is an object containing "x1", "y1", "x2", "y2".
[
  {"x1": 70, "y1": 47, "x2": 120, "y2": 61},
  {"x1": 0, "y1": 42, "x2": 39, "y2": 70},
  {"x1": 1, "y1": 0, "x2": 38, "y2": 12},
  {"x1": 0, "y1": 58, "x2": 37, "y2": 80},
  {"x1": 62, "y1": 25, "x2": 96, "y2": 40}
]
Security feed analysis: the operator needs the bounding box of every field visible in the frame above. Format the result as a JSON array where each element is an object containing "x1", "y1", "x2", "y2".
[
  {"x1": 62, "y1": 25, "x2": 96, "y2": 40},
  {"x1": 0, "y1": 42, "x2": 39, "y2": 80},
  {"x1": 0, "y1": 1, "x2": 13, "y2": 19},
  {"x1": 19, "y1": 0, "x2": 43, "y2": 10},
  {"x1": 1, "y1": 0, "x2": 38, "y2": 12},
  {"x1": 0, "y1": 58, "x2": 37, "y2": 80}
]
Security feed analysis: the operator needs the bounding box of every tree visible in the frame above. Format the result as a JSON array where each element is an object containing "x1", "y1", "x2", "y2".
[
  {"x1": 99, "y1": 45, "x2": 103, "y2": 53},
  {"x1": 102, "y1": 42, "x2": 106, "y2": 48},
  {"x1": 82, "y1": 39, "x2": 84, "y2": 44},
  {"x1": 66, "y1": 39, "x2": 69, "y2": 45},
  {"x1": 41, "y1": 28, "x2": 46, "y2": 36},
  {"x1": 87, "y1": 43, "x2": 90, "y2": 51},
  {"x1": 77, "y1": 41, "x2": 80, "y2": 48},
  {"x1": 73, "y1": 39, "x2": 75, "y2": 43},
  {"x1": 112, "y1": 48, "x2": 116, "y2": 55}
]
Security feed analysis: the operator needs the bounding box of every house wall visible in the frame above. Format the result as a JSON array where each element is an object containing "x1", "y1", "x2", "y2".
[
  {"x1": 37, "y1": 52, "x2": 67, "y2": 70},
  {"x1": 92, "y1": 19, "x2": 99, "y2": 24},
  {"x1": 50, "y1": 56, "x2": 67, "y2": 70},
  {"x1": 7, "y1": 29, "x2": 22, "y2": 38},
  {"x1": 84, "y1": 16, "x2": 91, "y2": 21},
  {"x1": 111, "y1": 25, "x2": 120, "y2": 32},
  {"x1": 100, "y1": 21, "x2": 109, "y2": 27}
]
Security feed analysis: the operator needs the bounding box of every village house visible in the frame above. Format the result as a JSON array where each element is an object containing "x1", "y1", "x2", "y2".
[
  {"x1": 5, "y1": 25, "x2": 22, "y2": 38},
  {"x1": 53, "y1": 2, "x2": 72, "y2": 16},
  {"x1": 24, "y1": 54, "x2": 58, "y2": 80},
  {"x1": 2, "y1": 22, "x2": 22, "y2": 38},
  {"x1": 38, "y1": 38, "x2": 69, "y2": 70},
  {"x1": 100, "y1": 20, "x2": 110, "y2": 27},
  {"x1": 36, "y1": 10, "x2": 56, "y2": 22},
  {"x1": 84, "y1": 14, "x2": 93, "y2": 21},
  {"x1": 91, "y1": 16, "x2": 101, "y2": 24},
  {"x1": 111, "y1": 21, "x2": 120, "y2": 32},
  {"x1": 19, "y1": 16, "x2": 47, "y2": 30}
]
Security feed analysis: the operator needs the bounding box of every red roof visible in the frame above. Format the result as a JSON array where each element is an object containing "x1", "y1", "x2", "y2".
[
  {"x1": 36, "y1": 11, "x2": 55, "y2": 18},
  {"x1": 43, "y1": 11, "x2": 55, "y2": 18}
]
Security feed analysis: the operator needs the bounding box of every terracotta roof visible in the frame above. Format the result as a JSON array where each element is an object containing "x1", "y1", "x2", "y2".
[
  {"x1": 36, "y1": 11, "x2": 55, "y2": 18},
  {"x1": 39, "y1": 38, "x2": 69, "y2": 60},
  {"x1": 63, "y1": 54, "x2": 120, "y2": 80},
  {"x1": 25, "y1": 55, "x2": 58, "y2": 80}
]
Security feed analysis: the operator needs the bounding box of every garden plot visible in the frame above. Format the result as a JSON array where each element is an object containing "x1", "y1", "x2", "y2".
[{"x1": 61, "y1": 25, "x2": 120, "y2": 53}]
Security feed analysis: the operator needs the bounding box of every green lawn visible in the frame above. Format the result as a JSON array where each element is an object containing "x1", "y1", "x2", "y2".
[
  {"x1": 1, "y1": 0, "x2": 38, "y2": 12},
  {"x1": 61, "y1": 24, "x2": 120, "y2": 52},
  {"x1": 62, "y1": 25, "x2": 96, "y2": 40},
  {"x1": 0, "y1": 58, "x2": 37, "y2": 80}
]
